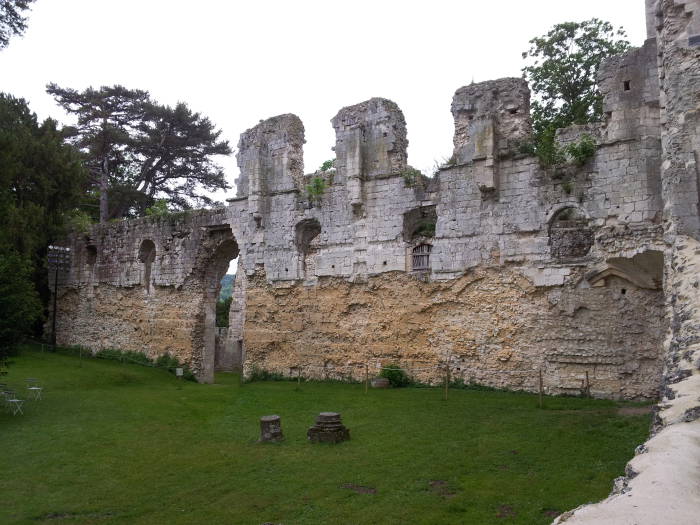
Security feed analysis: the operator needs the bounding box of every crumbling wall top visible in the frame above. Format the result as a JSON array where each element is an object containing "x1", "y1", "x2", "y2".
[
  {"x1": 331, "y1": 97, "x2": 408, "y2": 177},
  {"x1": 451, "y1": 77, "x2": 531, "y2": 163},
  {"x1": 235, "y1": 114, "x2": 305, "y2": 198}
]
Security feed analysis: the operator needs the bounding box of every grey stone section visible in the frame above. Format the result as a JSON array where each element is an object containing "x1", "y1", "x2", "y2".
[
  {"x1": 307, "y1": 412, "x2": 350, "y2": 443},
  {"x1": 259, "y1": 415, "x2": 284, "y2": 443},
  {"x1": 53, "y1": 1, "x2": 692, "y2": 407}
]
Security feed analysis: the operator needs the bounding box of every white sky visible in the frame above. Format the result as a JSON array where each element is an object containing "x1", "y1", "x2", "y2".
[{"x1": 1, "y1": 0, "x2": 647, "y2": 203}]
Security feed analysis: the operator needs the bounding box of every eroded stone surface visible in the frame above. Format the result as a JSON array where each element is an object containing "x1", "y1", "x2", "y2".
[{"x1": 307, "y1": 412, "x2": 350, "y2": 443}]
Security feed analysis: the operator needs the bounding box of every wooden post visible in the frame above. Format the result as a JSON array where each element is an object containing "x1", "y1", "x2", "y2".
[
  {"x1": 585, "y1": 371, "x2": 590, "y2": 398},
  {"x1": 443, "y1": 365, "x2": 449, "y2": 401},
  {"x1": 538, "y1": 369, "x2": 544, "y2": 409},
  {"x1": 364, "y1": 363, "x2": 369, "y2": 394},
  {"x1": 298, "y1": 366, "x2": 302, "y2": 387}
]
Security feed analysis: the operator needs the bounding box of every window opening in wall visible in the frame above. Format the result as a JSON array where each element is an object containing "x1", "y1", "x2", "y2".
[
  {"x1": 548, "y1": 207, "x2": 593, "y2": 259},
  {"x1": 295, "y1": 218, "x2": 321, "y2": 278},
  {"x1": 138, "y1": 239, "x2": 156, "y2": 292},
  {"x1": 216, "y1": 260, "x2": 238, "y2": 328},
  {"x1": 623, "y1": 80, "x2": 631, "y2": 91},
  {"x1": 85, "y1": 245, "x2": 97, "y2": 266},
  {"x1": 202, "y1": 228, "x2": 240, "y2": 382},
  {"x1": 412, "y1": 244, "x2": 432, "y2": 271}
]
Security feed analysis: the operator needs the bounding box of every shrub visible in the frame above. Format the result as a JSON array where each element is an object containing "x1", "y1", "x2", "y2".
[
  {"x1": 379, "y1": 364, "x2": 411, "y2": 387},
  {"x1": 319, "y1": 159, "x2": 335, "y2": 172},
  {"x1": 414, "y1": 219, "x2": 436, "y2": 238},
  {"x1": 246, "y1": 366, "x2": 287, "y2": 382},
  {"x1": 565, "y1": 135, "x2": 596, "y2": 167},
  {"x1": 145, "y1": 199, "x2": 170, "y2": 217},
  {"x1": 402, "y1": 167, "x2": 422, "y2": 187},
  {"x1": 0, "y1": 250, "x2": 42, "y2": 362},
  {"x1": 216, "y1": 297, "x2": 232, "y2": 327},
  {"x1": 306, "y1": 176, "x2": 327, "y2": 204}
]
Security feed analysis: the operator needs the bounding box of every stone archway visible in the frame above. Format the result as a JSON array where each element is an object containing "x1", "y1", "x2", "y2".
[{"x1": 193, "y1": 227, "x2": 240, "y2": 383}]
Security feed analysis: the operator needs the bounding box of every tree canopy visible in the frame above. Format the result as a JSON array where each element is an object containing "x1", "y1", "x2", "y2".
[
  {"x1": 47, "y1": 83, "x2": 232, "y2": 222},
  {"x1": 522, "y1": 18, "x2": 630, "y2": 164},
  {"x1": 0, "y1": 93, "x2": 86, "y2": 357},
  {"x1": 0, "y1": 0, "x2": 35, "y2": 49}
]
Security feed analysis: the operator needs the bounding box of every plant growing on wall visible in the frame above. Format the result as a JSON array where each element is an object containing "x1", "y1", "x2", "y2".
[
  {"x1": 565, "y1": 135, "x2": 596, "y2": 167},
  {"x1": 402, "y1": 167, "x2": 422, "y2": 187},
  {"x1": 522, "y1": 19, "x2": 629, "y2": 167},
  {"x1": 522, "y1": 134, "x2": 597, "y2": 169},
  {"x1": 414, "y1": 219, "x2": 436, "y2": 237},
  {"x1": 306, "y1": 176, "x2": 327, "y2": 205},
  {"x1": 319, "y1": 159, "x2": 335, "y2": 172}
]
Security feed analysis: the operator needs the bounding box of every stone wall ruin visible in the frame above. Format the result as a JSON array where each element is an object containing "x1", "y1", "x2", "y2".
[
  {"x1": 53, "y1": 16, "x2": 677, "y2": 401},
  {"x1": 52, "y1": 3, "x2": 700, "y2": 520}
]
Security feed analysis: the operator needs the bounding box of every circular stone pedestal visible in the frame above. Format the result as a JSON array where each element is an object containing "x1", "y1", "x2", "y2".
[
  {"x1": 259, "y1": 415, "x2": 284, "y2": 442},
  {"x1": 307, "y1": 412, "x2": 350, "y2": 443}
]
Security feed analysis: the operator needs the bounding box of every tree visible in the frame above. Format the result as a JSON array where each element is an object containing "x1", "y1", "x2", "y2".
[
  {"x1": 0, "y1": 93, "x2": 85, "y2": 357},
  {"x1": 47, "y1": 83, "x2": 232, "y2": 222},
  {"x1": 0, "y1": 251, "x2": 42, "y2": 364},
  {"x1": 522, "y1": 19, "x2": 630, "y2": 164},
  {"x1": 0, "y1": 93, "x2": 87, "y2": 260},
  {"x1": 0, "y1": 0, "x2": 35, "y2": 49}
]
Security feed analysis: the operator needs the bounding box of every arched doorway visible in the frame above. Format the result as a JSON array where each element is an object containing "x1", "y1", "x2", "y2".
[{"x1": 196, "y1": 227, "x2": 239, "y2": 383}]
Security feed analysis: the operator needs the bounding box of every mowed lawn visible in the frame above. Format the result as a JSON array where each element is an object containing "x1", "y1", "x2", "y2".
[{"x1": 1, "y1": 347, "x2": 652, "y2": 525}]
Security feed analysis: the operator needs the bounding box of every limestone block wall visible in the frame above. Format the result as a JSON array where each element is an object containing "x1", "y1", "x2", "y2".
[
  {"x1": 55, "y1": 8, "x2": 674, "y2": 403},
  {"x1": 553, "y1": 2, "x2": 700, "y2": 522},
  {"x1": 54, "y1": 208, "x2": 249, "y2": 382},
  {"x1": 243, "y1": 268, "x2": 664, "y2": 399}
]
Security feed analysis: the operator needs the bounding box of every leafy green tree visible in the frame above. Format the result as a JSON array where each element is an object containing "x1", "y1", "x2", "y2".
[
  {"x1": 0, "y1": 251, "x2": 42, "y2": 362},
  {"x1": 0, "y1": 93, "x2": 87, "y2": 347},
  {"x1": 216, "y1": 296, "x2": 232, "y2": 327},
  {"x1": 0, "y1": 93, "x2": 87, "y2": 259},
  {"x1": 522, "y1": 19, "x2": 630, "y2": 165},
  {"x1": 47, "y1": 84, "x2": 232, "y2": 222},
  {"x1": 0, "y1": 0, "x2": 35, "y2": 49}
]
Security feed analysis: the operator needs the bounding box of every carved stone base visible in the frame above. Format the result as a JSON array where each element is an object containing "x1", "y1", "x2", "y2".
[{"x1": 307, "y1": 412, "x2": 350, "y2": 443}]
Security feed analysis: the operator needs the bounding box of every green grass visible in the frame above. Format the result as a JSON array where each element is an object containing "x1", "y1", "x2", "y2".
[{"x1": 0, "y1": 346, "x2": 652, "y2": 525}]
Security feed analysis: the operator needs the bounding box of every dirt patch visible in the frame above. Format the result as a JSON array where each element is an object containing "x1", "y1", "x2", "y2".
[
  {"x1": 496, "y1": 505, "x2": 516, "y2": 519},
  {"x1": 543, "y1": 509, "x2": 561, "y2": 518},
  {"x1": 429, "y1": 479, "x2": 457, "y2": 498},
  {"x1": 38, "y1": 511, "x2": 114, "y2": 520},
  {"x1": 618, "y1": 405, "x2": 653, "y2": 416},
  {"x1": 341, "y1": 483, "x2": 377, "y2": 495}
]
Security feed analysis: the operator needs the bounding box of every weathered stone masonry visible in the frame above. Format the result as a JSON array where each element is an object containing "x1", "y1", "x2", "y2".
[
  {"x1": 54, "y1": 3, "x2": 700, "y2": 519},
  {"x1": 54, "y1": 17, "x2": 677, "y2": 401}
]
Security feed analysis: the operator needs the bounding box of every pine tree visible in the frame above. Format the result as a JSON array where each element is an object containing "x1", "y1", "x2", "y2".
[{"x1": 47, "y1": 84, "x2": 232, "y2": 222}]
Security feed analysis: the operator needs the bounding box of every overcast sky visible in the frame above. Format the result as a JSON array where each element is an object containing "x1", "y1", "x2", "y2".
[{"x1": 1, "y1": 0, "x2": 647, "y2": 203}]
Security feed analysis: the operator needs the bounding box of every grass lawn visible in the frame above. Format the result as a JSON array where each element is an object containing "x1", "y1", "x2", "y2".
[{"x1": 1, "y1": 346, "x2": 652, "y2": 525}]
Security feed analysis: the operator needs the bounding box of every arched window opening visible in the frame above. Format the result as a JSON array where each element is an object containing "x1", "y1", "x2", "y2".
[
  {"x1": 549, "y1": 207, "x2": 593, "y2": 259},
  {"x1": 85, "y1": 245, "x2": 97, "y2": 266},
  {"x1": 138, "y1": 239, "x2": 156, "y2": 292},
  {"x1": 295, "y1": 218, "x2": 321, "y2": 255},
  {"x1": 403, "y1": 206, "x2": 437, "y2": 242},
  {"x1": 412, "y1": 244, "x2": 432, "y2": 271},
  {"x1": 295, "y1": 218, "x2": 321, "y2": 279}
]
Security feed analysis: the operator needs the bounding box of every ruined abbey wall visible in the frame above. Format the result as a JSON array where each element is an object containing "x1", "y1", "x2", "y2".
[
  {"x1": 54, "y1": 2, "x2": 695, "y2": 406},
  {"x1": 49, "y1": 1, "x2": 700, "y2": 521}
]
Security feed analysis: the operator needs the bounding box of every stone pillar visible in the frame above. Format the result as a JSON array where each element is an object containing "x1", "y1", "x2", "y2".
[
  {"x1": 259, "y1": 415, "x2": 284, "y2": 442},
  {"x1": 331, "y1": 97, "x2": 408, "y2": 215},
  {"x1": 236, "y1": 114, "x2": 305, "y2": 227}
]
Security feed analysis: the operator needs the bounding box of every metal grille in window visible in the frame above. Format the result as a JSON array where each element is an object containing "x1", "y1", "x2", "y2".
[{"x1": 412, "y1": 244, "x2": 432, "y2": 271}]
